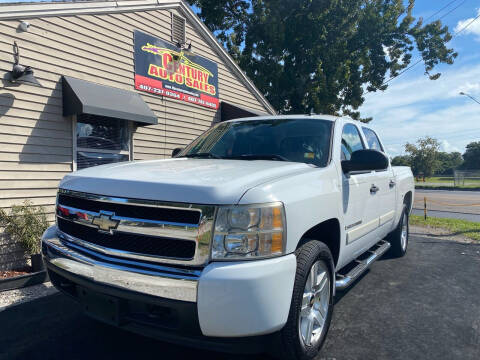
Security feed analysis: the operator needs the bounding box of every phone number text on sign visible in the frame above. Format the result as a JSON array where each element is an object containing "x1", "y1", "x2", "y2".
[{"x1": 135, "y1": 75, "x2": 219, "y2": 109}]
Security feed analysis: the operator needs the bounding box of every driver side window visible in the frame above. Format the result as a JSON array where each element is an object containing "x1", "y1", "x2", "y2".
[{"x1": 341, "y1": 124, "x2": 364, "y2": 161}]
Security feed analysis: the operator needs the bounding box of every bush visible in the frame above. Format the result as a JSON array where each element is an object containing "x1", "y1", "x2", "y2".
[{"x1": 0, "y1": 200, "x2": 48, "y2": 255}]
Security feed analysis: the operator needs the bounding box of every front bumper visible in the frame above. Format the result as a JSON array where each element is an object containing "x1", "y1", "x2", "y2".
[{"x1": 42, "y1": 225, "x2": 296, "y2": 339}]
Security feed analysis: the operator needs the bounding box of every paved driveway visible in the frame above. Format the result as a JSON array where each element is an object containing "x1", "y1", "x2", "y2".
[{"x1": 1, "y1": 231, "x2": 479, "y2": 360}]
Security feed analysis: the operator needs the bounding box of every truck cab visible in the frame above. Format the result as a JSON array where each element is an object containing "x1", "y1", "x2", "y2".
[{"x1": 42, "y1": 115, "x2": 414, "y2": 359}]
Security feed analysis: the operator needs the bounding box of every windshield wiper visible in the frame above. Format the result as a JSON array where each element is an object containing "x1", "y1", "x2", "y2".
[
  {"x1": 183, "y1": 152, "x2": 222, "y2": 159},
  {"x1": 225, "y1": 154, "x2": 290, "y2": 162}
]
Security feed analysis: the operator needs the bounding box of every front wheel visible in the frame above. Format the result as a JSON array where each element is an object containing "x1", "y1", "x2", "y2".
[{"x1": 277, "y1": 240, "x2": 334, "y2": 360}]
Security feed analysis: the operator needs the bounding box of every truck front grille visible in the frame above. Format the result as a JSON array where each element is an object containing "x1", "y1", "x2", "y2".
[
  {"x1": 57, "y1": 218, "x2": 196, "y2": 259},
  {"x1": 55, "y1": 189, "x2": 215, "y2": 266}
]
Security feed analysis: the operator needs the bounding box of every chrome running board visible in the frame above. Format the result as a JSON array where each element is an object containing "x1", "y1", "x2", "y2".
[{"x1": 335, "y1": 240, "x2": 391, "y2": 290}]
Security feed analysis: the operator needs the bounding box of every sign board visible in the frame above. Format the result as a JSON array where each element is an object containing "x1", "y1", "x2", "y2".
[{"x1": 134, "y1": 30, "x2": 219, "y2": 110}]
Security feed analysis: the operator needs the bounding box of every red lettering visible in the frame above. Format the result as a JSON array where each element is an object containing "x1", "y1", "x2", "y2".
[
  {"x1": 175, "y1": 74, "x2": 184, "y2": 84},
  {"x1": 148, "y1": 64, "x2": 159, "y2": 77}
]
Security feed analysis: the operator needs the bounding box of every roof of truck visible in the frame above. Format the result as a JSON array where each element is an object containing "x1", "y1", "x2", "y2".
[{"x1": 226, "y1": 114, "x2": 341, "y2": 123}]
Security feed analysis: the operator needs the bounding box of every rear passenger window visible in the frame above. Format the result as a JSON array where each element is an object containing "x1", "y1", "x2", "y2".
[
  {"x1": 341, "y1": 124, "x2": 364, "y2": 160},
  {"x1": 362, "y1": 127, "x2": 384, "y2": 152}
]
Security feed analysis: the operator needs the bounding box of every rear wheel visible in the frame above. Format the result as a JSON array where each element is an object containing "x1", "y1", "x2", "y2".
[
  {"x1": 277, "y1": 240, "x2": 334, "y2": 360},
  {"x1": 387, "y1": 204, "x2": 409, "y2": 257}
]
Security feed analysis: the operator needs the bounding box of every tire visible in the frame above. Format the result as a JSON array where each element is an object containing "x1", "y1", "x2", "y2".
[
  {"x1": 387, "y1": 204, "x2": 409, "y2": 257},
  {"x1": 276, "y1": 240, "x2": 335, "y2": 360}
]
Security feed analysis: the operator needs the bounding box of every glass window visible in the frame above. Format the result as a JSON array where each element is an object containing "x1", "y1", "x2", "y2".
[
  {"x1": 180, "y1": 118, "x2": 333, "y2": 167},
  {"x1": 76, "y1": 114, "x2": 130, "y2": 170},
  {"x1": 341, "y1": 124, "x2": 364, "y2": 160},
  {"x1": 362, "y1": 127, "x2": 383, "y2": 152}
]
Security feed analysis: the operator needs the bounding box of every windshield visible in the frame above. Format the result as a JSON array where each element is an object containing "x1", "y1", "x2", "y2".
[{"x1": 178, "y1": 118, "x2": 333, "y2": 167}]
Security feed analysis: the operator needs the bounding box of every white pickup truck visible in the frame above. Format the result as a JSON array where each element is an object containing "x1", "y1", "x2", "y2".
[{"x1": 42, "y1": 115, "x2": 413, "y2": 359}]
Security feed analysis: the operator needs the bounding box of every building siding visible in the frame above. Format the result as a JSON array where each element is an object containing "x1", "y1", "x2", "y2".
[{"x1": 0, "y1": 5, "x2": 272, "y2": 270}]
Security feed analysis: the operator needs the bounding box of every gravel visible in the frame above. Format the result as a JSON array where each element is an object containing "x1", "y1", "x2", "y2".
[{"x1": 0, "y1": 282, "x2": 58, "y2": 311}]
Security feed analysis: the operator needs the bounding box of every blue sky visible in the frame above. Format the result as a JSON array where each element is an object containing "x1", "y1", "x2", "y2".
[
  {"x1": 360, "y1": 0, "x2": 480, "y2": 156},
  {"x1": 1, "y1": 0, "x2": 479, "y2": 156}
]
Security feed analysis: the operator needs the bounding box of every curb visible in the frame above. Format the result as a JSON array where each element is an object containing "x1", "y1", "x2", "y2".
[
  {"x1": 0, "y1": 270, "x2": 49, "y2": 292},
  {"x1": 415, "y1": 185, "x2": 480, "y2": 192}
]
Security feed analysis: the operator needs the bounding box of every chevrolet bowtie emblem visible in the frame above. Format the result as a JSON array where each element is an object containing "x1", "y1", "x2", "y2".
[{"x1": 91, "y1": 211, "x2": 119, "y2": 233}]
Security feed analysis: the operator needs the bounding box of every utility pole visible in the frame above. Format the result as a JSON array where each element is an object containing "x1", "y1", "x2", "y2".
[{"x1": 459, "y1": 92, "x2": 480, "y2": 105}]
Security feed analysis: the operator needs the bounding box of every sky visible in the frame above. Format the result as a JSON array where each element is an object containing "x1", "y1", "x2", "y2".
[
  {"x1": 359, "y1": 0, "x2": 480, "y2": 157},
  {"x1": 1, "y1": 0, "x2": 479, "y2": 157}
]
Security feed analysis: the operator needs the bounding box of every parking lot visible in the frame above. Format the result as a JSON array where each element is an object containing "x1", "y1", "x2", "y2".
[{"x1": 1, "y1": 229, "x2": 479, "y2": 360}]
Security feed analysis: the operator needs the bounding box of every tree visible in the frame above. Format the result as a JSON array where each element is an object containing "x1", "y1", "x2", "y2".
[
  {"x1": 404, "y1": 136, "x2": 440, "y2": 178},
  {"x1": 188, "y1": 0, "x2": 457, "y2": 119},
  {"x1": 436, "y1": 151, "x2": 463, "y2": 175},
  {"x1": 461, "y1": 142, "x2": 480, "y2": 169},
  {"x1": 391, "y1": 155, "x2": 411, "y2": 167}
]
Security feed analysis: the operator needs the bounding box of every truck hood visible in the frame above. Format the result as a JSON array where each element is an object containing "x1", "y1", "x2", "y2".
[{"x1": 60, "y1": 158, "x2": 314, "y2": 204}]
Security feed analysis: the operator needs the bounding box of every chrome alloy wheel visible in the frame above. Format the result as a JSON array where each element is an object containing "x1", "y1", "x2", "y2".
[
  {"x1": 401, "y1": 213, "x2": 408, "y2": 251},
  {"x1": 299, "y1": 260, "x2": 330, "y2": 347}
]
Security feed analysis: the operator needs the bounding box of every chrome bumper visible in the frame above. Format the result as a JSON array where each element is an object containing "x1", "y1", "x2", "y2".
[{"x1": 42, "y1": 226, "x2": 199, "y2": 302}]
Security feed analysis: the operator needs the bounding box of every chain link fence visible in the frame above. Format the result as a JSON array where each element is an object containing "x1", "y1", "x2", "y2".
[{"x1": 453, "y1": 170, "x2": 480, "y2": 187}]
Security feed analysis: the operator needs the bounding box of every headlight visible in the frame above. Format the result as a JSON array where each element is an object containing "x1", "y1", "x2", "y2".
[{"x1": 211, "y1": 202, "x2": 286, "y2": 260}]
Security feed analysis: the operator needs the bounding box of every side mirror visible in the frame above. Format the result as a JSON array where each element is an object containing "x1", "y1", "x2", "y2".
[
  {"x1": 172, "y1": 148, "x2": 183, "y2": 157},
  {"x1": 342, "y1": 149, "x2": 388, "y2": 174}
]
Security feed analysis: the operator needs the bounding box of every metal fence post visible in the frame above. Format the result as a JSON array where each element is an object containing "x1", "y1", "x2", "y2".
[{"x1": 424, "y1": 197, "x2": 427, "y2": 220}]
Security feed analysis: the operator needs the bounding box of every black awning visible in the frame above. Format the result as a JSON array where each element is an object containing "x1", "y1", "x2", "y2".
[
  {"x1": 220, "y1": 101, "x2": 269, "y2": 122},
  {"x1": 62, "y1": 76, "x2": 157, "y2": 125}
]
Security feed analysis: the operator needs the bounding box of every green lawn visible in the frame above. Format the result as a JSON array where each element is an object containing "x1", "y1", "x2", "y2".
[
  {"x1": 410, "y1": 215, "x2": 480, "y2": 242},
  {"x1": 414, "y1": 176, "x2": 480, "y2": 188}
]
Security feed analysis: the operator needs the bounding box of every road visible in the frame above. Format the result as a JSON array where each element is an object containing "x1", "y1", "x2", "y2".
[
  {"x1": 413, "y1": 189, "x2": 480, "y2": 221},
  {"x1": 1, "y1": 232, "x2": 479, "y2": 360}
]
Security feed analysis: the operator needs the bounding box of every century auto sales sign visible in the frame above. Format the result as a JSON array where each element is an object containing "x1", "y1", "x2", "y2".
[{"x1": 134, "y1": 30, "x2": 219, "y2": 109}]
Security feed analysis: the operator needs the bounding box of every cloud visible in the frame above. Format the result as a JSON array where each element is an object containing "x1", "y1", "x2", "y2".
[
  {"x1": 439, "y1": 140, "x2": 460, "y2": 153},
  {"x1": 455, "y1": 8, "x2": 480, "y2": 41},
  {"x1": 360, "y1": 60, "x2": 480, "y2": 157}
]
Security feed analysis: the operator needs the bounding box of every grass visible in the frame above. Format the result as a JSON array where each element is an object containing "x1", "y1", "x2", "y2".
[
  {"x1": 410, "y1": 215, "x2": 480, "y2": 242},
  {"x1": 415, "y1": 176, "x2": 480, "y2": 186}
]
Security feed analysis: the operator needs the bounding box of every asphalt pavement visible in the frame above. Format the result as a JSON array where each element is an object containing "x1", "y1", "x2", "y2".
[{"x1": 1, "y1": 232, "x2": 479, "y2": 360}]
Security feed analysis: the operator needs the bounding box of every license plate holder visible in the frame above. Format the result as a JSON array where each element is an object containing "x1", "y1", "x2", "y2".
[{"x1": 77, "y1": 287, "x2": 121, "y2": 326}]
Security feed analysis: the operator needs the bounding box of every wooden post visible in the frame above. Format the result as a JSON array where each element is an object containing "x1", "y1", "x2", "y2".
[{"x1": 424, "y1": 197, "x2": 427, "y2": 220}]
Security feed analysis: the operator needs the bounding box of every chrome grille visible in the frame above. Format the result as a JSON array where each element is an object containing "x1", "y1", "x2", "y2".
[{"x1": 55, "y1": 189, "x2": 215, "y2": 266}]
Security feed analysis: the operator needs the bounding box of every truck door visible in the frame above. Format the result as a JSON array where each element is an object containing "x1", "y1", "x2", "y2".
[
  {"x1": 361, "y1": 127, "x2": 396, "y2": 239},
  {"x1": 340, "y1": 124, "x2": 379, "y2": 257}
]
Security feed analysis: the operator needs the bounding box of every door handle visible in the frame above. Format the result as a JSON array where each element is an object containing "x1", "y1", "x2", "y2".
[
  {"x1": 389, "y1": 180, "x2": 396, "y2": 188},
  {"x1": 370, "y1": 185, "x2": 379, "y2": 194}
]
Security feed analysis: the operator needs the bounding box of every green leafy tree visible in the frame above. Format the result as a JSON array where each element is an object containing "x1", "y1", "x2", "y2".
[
  {"x1": 436, "y1": 151, "x2": 463, "y2": 175},
  {"x1": 189, "y1": 0, "x2": 457, "y2": 119},
  {"x1": 405, "y1": 136, "x2": 440, "y2": 178},
  {"x1": 391, "y1": 155, "x2": 411, "y2": 167},
  {"x1": 461, "y1": 142, "x2": 480, "y2": 170}
]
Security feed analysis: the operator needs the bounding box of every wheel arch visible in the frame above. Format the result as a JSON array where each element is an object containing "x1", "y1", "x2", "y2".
[
  {"x1": 404, "y1": 191, "x2": 413, "y2": 214},
  {"x1": 296, "y1": 218, "x2": 341, "y2": 267}
]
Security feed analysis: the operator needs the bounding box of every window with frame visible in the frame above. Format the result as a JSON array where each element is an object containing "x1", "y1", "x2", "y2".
[
  {"x1": 362, "y1": 127, "x2": 384, "y2": 152},
  {"x1": 341, "y1": 124, "x2": 365, "y2": 161},
  {"x1": 75, "y1": 114, "x2": 131, "y2": 170}
]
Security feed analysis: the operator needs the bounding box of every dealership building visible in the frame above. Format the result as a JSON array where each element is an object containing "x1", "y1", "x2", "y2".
[{"x1": 0, "y1": 0, "x2": 275, "y2": 270}]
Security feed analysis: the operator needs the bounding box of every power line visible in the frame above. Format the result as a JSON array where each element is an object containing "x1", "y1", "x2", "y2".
[
  {"x1": 424, "y1": 0, "x2": 460, "y2": 22},
  {"x1": 436, "y1": 0, "x2": 467, "y2": 22},
  {"x1": 454, "y1": 11, "x2": 480, "y2": 36}
]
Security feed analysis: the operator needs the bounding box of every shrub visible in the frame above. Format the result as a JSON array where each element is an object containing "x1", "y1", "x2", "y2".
[{"x1": 0, "y1": 200, "x2": 48, "y2": 255}]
